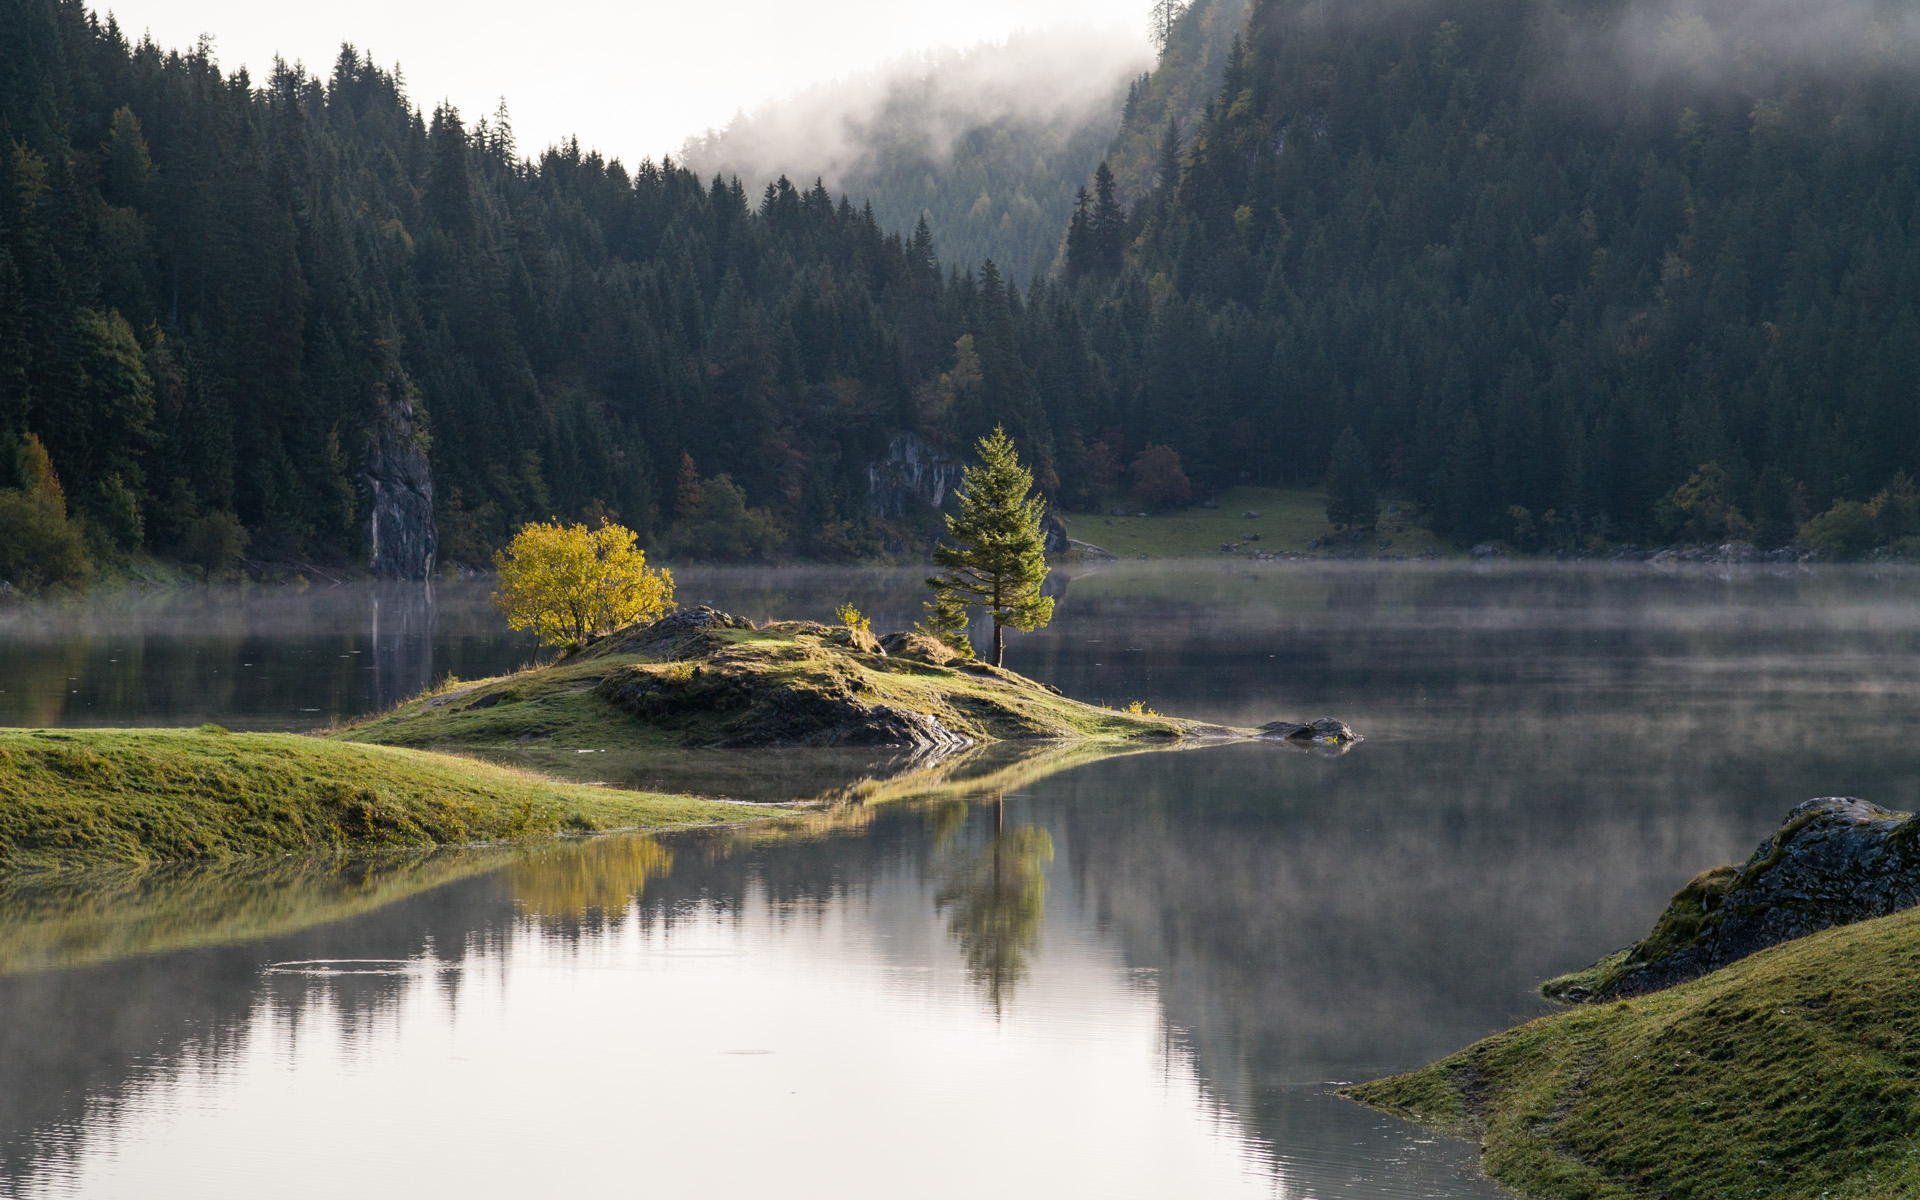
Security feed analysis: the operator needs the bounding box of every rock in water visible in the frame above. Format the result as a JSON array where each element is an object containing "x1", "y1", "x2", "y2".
[
  {"x1": 366, "y1": 367, "x2": 437, "y2": 580},
  {"x1": 1549, "y1": 797, "x2": 1920, "y2": 1002},
  {"x1": 1258, "y1": 717, "x2": 1359, "y2": 745}
]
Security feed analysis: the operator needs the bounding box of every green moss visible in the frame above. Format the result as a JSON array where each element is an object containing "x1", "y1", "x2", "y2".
[
  {"x1": 1064, "y1": 486, "x2": 1448, "y2": 559},
  {"x1": 1349, "y1": 904, "x2": 1920, "y2": 1199},
  {"x1": 1542, "y1": 865, "x2": 1739, "y2": 1000},
  {"x1": 0, "y1": 729, "x2": 763, "y2": 870}
]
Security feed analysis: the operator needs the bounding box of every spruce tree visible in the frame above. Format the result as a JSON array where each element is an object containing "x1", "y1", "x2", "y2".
[
  {"x1": 1325, "y1": 427, "x2": 1378, "y2": 534},
  {"x1": 928, "y1": 426, "x2": 1054, "y2": 667}
]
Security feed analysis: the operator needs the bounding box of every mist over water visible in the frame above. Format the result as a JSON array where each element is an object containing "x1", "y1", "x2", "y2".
[{"x1": 3, "y1": 562, "x2": 1919, "y2": 1196}]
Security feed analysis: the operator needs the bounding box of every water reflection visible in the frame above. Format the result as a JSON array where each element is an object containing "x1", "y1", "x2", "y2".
[
  {"x1": 5, "y1": 563, "x2": 1920, "y2": 1197},
  {"x1": 935, "y1": 799, "x2": 1055, "y2": 1013}
]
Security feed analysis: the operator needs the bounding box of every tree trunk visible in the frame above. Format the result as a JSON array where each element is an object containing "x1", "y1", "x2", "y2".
[{"x1": 992, "y1": 617, "x2": 1005, "y2": 667}]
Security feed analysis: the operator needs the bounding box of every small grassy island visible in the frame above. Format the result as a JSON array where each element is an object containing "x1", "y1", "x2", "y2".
[
  {"x1": 338, "y1": 606, "x2": 1247, "y2": 753},
  {"x1": 1349, "y1": 798, "x2": 1920, "y2": 1199},
  {"x1": 0, "y1": 612, "x2": 1346, "y2": 872},
  {"x1": 0, "y1": 437, "x2": 1351, "y2": 873}
]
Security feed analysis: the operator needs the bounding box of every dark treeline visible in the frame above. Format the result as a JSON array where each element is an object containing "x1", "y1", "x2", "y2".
[
  {"x1": 1078, "y1": 0, "x2": 1920, "y2": 548},
  {"x1": 0, "y1": 0, "x2": 1087, "y2": 573},
  {"x1": 4, "y1": 0, "x2": 1920, "y2": 577}
]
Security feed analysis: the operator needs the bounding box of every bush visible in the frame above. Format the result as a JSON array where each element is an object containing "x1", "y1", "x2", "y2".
[
  {"x1": 0, "y1": 489, "x2": 94, "y2": 590},
  {"x1": 1799, "y1": 499, "x2": 1878, "y2": 557},
  {"x1": 834, "y1": 603, "x2": 871, "y2": 634},
  {"x1": 1660, "y1": 462, "x2": 1753, "y2": 544},
  {"x1": 180, "y1": 510, "x2": 249, "y2": 578},
  {"x1": 1129, "y1": 444, "x2": 1192, "y2": 508},
  {"x1": 493, "y1": 520, "x2": 674, "y2": 647},
  {"x1": 89, "y1": 473, "x2": 145, "y2": 549}
]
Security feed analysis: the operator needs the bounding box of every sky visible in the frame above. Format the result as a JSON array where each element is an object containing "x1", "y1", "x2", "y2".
[{"x1": 86, "y1": 0, "x2": 1148, "y2": 164}]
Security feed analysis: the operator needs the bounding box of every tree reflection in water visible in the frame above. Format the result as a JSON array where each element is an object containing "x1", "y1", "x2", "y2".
[
  {"x1": 507, "y1": 836, "x2": 675, "y2": 925},
  {"x1": 934, "y1": 796, "x2": 1054, "y2": 1014}
]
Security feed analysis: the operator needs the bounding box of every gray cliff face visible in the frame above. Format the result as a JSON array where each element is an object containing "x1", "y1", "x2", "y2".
[
  {"x1": 366, "y1": 370, "x2": 437, "y2": 580},
  {"x1": 866, "y1": 432, "x2": 1069, "y2": 557},
  {"x1": 1557, "y1": 797, "x2": 1920, "y2": 1001},
  {"x1": 866, "y1": 433, "x2": 964, "y2": 521}
]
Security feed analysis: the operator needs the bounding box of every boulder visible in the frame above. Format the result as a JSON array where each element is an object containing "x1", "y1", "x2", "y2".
[
  {"x1": 1549, "y1": 797, "x2": 1920, "y2": 1002},
  {"x1": 825, "y1": 625, "x2": 883, "y2": 656},
  {"x1": 878, "y1": 631, "x2": 961, "y2": 666},
  {"x1": 594, "y1": 606, "x2": 755, "y2": 660},
  {"x1": 1257, "y1": 717, "x2": 1359, "y2": 744}
]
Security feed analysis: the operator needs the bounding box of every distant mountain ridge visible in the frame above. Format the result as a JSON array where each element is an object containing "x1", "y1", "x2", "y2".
[{"x1": 680, "y1": 29, "x2": 1148, "y2": 282}]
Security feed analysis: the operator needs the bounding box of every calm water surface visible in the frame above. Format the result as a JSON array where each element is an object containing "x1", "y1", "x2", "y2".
[{"x1": 4, "y1": 562, "x2": 1920, "y2": 1198}]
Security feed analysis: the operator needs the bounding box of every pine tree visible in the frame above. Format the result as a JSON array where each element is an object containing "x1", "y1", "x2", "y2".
[
  {"x1": 1325, "y1": 427, "x2": 1378, "y2": 534},
  {"x1": 1091, "y1": 163, "x2": 1125, "y2": 274},
  {"x1": 928, "y1": 426, "x2": 1054, "y2": 668},
  {"x1": 1149, "y1": 0, "x2": 1190, "y2": 55},
  {"x1": 673, "y1": 452, "x2": 702, "y2": 519}
]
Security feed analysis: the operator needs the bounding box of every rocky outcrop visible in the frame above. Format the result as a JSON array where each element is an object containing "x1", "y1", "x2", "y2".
[
  {"x1": 1548, "y1": 797, "x2": 1920, "y2": 1002},
  {"x1": 596, "y1": 605, "x2": 755, "y2": 660},
  {"x1": 1257, "y1": 717, "x2": 1359, "y2": 745},
  {"x1": 878, "y1": 631, "x2": 963, "y2": 666},
  {"x1": 593, "y1": 657, "x2": 972, "y2": 755},
  {"x1": 866, "y1": 432, "x2": 964, "y2": 521},
  {"x1": 366, "y1": 368, "x2": 437, "y2": 580}
]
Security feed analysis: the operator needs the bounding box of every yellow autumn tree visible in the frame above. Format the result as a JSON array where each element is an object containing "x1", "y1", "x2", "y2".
[{"x1": 492, "y1": 521, "x2": 674, "y2": 647}]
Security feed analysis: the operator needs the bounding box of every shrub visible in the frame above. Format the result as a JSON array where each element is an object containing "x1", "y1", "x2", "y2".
[
  {"x1": 1129, "y1": 444, "x2": 1192, "y2": 508},
  {"x1": 0, "y1": 489, "x2": 94, "y2": 590},
  {"x1": 180, "y1": 510, "x2": 248, "y2": 578},
  {"x1": 1799, "y1": 499, "x2": 1877, "y2": 558},
  {"x1": 834, "y1": 603, "x2": 871, "y2": 634},
  {"x1": 492, "y1": 520, "x2": 674, "y2": 647},
  {"x1": 1660, "y1": 462, "x2": 1753, "y2": 544}
]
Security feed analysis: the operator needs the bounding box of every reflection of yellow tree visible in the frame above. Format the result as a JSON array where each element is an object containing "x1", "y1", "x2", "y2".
[
  {"x1": 507, "y1": 836, "x2": 674, "y2": 923},
  {"x1": 935, "y1": 799, "x2": 1054, "y2": 1014}
]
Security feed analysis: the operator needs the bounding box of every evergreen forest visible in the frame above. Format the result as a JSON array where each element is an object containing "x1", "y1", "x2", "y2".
[{"x1": 3, "y1": 0, "x2": 1918, "y2": 580}]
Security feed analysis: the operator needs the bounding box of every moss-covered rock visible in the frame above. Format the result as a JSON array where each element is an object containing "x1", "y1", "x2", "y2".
[
  {"x1": 1545, "y1": 797, "x2": 1920, "y2": 1002},
  {"x1": 1347, "y1": 902, "x2": 1920, "y2": 1199}
]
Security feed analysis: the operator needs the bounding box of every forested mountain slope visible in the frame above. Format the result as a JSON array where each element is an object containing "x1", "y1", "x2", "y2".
[
  {"x1": 1101, "y1": 0, "x2": 1253, "y2": 205},
  {"x1": 0, "y1": 0, "x2": 1099, "y2": 575},
  {"x1": 680, "y1": 31, "x2": 1147, "y2": 284},
  {"x1": 3, "y1": 0, "x2": 1918, "y2": 580},
  {"x1": 1090, "y1": 0, "x2": 1920, "y2": 546}
]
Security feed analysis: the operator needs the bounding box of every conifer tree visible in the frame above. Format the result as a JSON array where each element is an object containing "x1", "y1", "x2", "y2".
[
  {"x1": 927, "y1": 426, "x2": 1054, "y2": 668},
  {"x1": 1325, "y1": 427, "x2": 1378, "y2": 534}
]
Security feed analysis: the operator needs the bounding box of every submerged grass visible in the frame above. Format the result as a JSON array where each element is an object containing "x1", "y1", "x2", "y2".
[
  {"x1": 0, "y1": 728, "x2": 761, "y2": 870},
  {"x1": 1347, "y1": 905, "x2": 1920, "y2": 1199}
]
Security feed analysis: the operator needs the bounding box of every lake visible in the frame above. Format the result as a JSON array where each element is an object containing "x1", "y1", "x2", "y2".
[{"x1": 4, "y1": 562, "x2": 1919, "y2": 1197}]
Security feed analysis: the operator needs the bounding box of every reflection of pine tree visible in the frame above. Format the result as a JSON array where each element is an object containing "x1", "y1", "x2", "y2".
[{"x1": 935, "y1": 798, "x2": 1055, "y2": 1015}]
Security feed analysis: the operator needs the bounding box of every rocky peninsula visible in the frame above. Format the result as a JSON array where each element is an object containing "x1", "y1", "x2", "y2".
[
  {"x1": 0, "y1": 607, "x2": 1358, "y2": 871},
  {"x1": 1349, "y1": 797, "x2": 1920, "y2": 1199}
]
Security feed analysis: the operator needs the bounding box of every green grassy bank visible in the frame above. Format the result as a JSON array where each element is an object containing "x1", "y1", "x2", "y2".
[
  {"x1": 0, "y1": 728, "x2": 761, "y2": 870},
  {"x1": 1347, "y1": 905, "x2": 1920, "y2": 1199},
  {"x1": 1064, "y1": 486, "x2": 1447, "y2": 559}
]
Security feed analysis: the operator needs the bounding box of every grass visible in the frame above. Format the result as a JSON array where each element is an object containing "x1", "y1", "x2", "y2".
[
  {"x1": 1063, "y1": 486, "x2": 1448, "y2": 559},
  {"x1": 339, "y1": 618, "x2": 1241, "y2": 751},
  {"x1": 1347, "y1": 905, "x2": 1920, "y2": 1199},
  {"x1": 0, "y1": 728, "x2": 766, "y2": 870}
]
